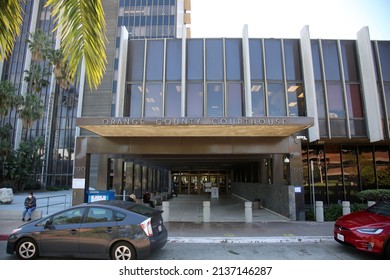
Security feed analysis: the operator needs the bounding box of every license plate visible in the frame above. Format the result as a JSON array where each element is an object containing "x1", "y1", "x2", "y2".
[
  {"x1": 158, "y1": 225, "x2": 162, "y2": 232},
  {"x1": 337, "y1": 233, "x2": 344, "y2": 242}
]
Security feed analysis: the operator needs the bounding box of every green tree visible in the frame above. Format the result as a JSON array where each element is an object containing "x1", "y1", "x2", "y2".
[
  {"x1": 0, "y1": 0, "x2": 107, "y2": 90},
  {"x1": 18, "y1": 93, "x2": 44, "y2": 133},
  {"x1": 0, "y1": 81, "x2": 24, "y2": 117}
]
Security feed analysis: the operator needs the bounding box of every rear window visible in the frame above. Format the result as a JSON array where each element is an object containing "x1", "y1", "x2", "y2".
[{"x1": 367, "y1": 201, "x2": 390, "y2": 217}]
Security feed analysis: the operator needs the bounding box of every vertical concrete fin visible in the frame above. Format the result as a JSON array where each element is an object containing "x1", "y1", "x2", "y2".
[
  {"x1": 300, "y1": 25, "x2": 319, "y2": 142},
  {"x1": 356, "y1": 26, "x2": 384, "y2": 142},
  {"x1": 115, "y1": 26, "x2": 129, "y2": 117},
  {"x1": 242, "y1": 24, "x2": 252, "y2": 117}
]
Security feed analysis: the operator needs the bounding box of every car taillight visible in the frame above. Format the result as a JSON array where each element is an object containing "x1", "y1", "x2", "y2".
[{"x1": 140, "y1": 218, "x2": 153, "y2": 236}]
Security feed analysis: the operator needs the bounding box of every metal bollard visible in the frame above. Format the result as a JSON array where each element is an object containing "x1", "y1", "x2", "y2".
[
  {"x1": 203, "y1": 201, "x2": 210, "y2": 223},
  {"x1": 162, "y1": 201, "x2": 169, "y2": 222},
  {"x1": 245, "y1": 201, "x2": 252, "y2": 223},
  {"x1": 367, "y1": 201, "x2": 376, "y2": 207},
  {"x1": 342, "y1": 201, "x2": 350, "y2": 215},
  {"x1": 315, "y1": 201, "x2": 324, "y2": 222}
]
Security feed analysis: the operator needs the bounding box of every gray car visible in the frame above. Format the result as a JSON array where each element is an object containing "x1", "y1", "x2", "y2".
[{"x1": 6, "y1": 200, "x2": 168, "y2": 260}]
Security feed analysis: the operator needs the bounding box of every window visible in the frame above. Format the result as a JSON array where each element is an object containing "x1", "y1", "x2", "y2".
[
  {"x1": 251, "y1": 83, "x2": 265, "y2": 116},
  {"x1": 49, "y1": 208, "x2": 85, "y2": 225},
  {"x1": 265, "y1": 39, "x2": 283, "y2": 80},
  {"x1": 227, "y1": 83, "x2": 243, "y2": 117},
  {"x1": 268, "y1": 83, "x2": 286, "y2": 116},
  {"x1": 86, "y1": 208, "x2": 114, "y2": 223},
  {"x1": 187, "y1": 83, "x2": 203, "y2": 117},
  {"x1": 207, "y1": 83, "x2": 223, "y2": 117},
  {"x1": 165, "y1": 83, "x2": 181, "y2": 117},
  {"x1": 145, "y1": 83, "x2": 163, "y2": 117},
  {"x1": 206, "y1": 39, "x2": 223, "y2": 80}
]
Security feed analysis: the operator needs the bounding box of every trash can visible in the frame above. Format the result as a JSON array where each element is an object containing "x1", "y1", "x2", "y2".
[{"x1": 87, "y1": 190, "x2": 116, "y2": 202}]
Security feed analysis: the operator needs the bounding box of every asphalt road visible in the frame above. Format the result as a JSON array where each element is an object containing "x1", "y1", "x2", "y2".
[{"x1": 0, "y1": 240, "x2": 382, "y2": 260}]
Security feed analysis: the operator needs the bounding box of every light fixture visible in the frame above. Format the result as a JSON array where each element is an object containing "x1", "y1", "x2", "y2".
[{"x1": 284, "y1": 157, "x2": 290, "y2": 163}]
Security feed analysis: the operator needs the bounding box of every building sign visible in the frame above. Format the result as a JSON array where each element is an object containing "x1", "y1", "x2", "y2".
[{"x1": 100, "y1": 117, "x2": 288, "y2": 126}]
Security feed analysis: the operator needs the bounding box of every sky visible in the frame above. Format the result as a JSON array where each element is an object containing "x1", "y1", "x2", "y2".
[{"x1": 190, "y1": 0, "x2": 390, "y2": 40}]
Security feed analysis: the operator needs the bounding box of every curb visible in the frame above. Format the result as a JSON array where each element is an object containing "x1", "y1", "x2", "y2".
[
  {"x1": 0, "y1": 234, "x2": 9, "y2": 241},
  {"x1": 168, "y1": 236, "x2": 334, "y2": 244}
]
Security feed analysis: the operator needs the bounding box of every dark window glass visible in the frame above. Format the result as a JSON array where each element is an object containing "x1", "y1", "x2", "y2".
[
  {"x1": 165, "y1": 83, "x2": 181, "y2": 117},
  {"x1": 311, "y1": 41, "x2": 322, "y2": 80},
  {"x1": 315, "y1": 82, "x2": 326, "y2": 118},
  {"x1": 325, "y1": 145, "x2": 343, "y2": 203},
  {"x1": 50, "y1": 208, "x2": 85, "y2": 225},
  {"x1": 127, "y1": 84, "x2": 143, "y2": 117},
  {"x1": 378, "y1": 41, "x2": 390, "y2": 82},
  {"x1": 346, "y1": 84, "x2": 363, "y2": 118},
  {"x1": 187, "y1": 83, "x2": 203, "y2": 117},
  {"x1": 322, "y1": 40, "x2": 341, "y2": 81},
  {"x1": 251, "y1": 83, "x2": 265, "y2": 116},
  {"x1": 145, "y1": 83, "x2": 162, "y2": 117},
  {"x1": 284, "y1": 40, "x2": 302, "y2": 81},
  {"x1": 374, "y1": 146, "x2": 390, "y2": 189},
  {"x1": 166, "y1": 39, "x2": 182, "y2": 81},
  {"x1": 341, "y1": 146, "x2": 359, "y2": 201},
  {"x1": 206, "y1": 39, "x2": 223, "y2": 80},
  {"x1": 359, "y1": 146, "x2": 375, "y2": 190},
  {"x1": 187, "y1": 39, "x2": 203, "y2": 80},
  {"x1": 249, "y1": 39, "x2": 263, "y2": 80},
  {"x1": 341, "y1": 41, "x2": 359, "y2": 81},
  {"x1": 327, "y1": 84, "x2": 345, "y2": 119},
  {"x1": 127, "y1": 40, "x2": 145, "y2": 81},
  {"x1": 265, "y1": 39, "x2": 283, "y2": 80},
  {"x1": 287, "y1": 83, "x2": 306, "y2": 116},
  {"x1": 146, "y1": 40, "x2": 164, "y2": 80},
  {"x1": 226, "y1": 39, "x2": 243, "y2": 81},
  {"x1": 268, "y1": 83, "x2": 286, "y2": 116},
  {"x1": 385, "y1": 85, "x2": 390, "y2": 123},
  {"x1": 227, "y1": 83, "x2": 243, "y2": 117},
  {"x1": 86, "y1": 208, "x2": 114, "y2": 223},
  {"x1": 207, "y1": 83, "x2": 223, "y2": 116}
]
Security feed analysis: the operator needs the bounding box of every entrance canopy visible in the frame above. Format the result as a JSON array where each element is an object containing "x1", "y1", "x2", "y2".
[{"x1": 77, "y1": 117, "x2": 314, "y2": 137}]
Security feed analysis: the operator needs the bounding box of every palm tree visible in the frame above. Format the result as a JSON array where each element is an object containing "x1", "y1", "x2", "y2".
[
  {"x1": 27, "y1": 29, "x2": 51, "y2": 61},
  {"x1": 18, "y1": 93, "x2": 44, "y2": 139},
  {"x1": 0, "y1": 80, "x2": 24, "y2": 117},
  {"x1": 0, "y1": 0, "x2": 107, "y2": 90}
]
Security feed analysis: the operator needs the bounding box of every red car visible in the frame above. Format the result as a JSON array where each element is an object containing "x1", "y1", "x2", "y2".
[{"x1": 334, "y1": 200, "x2": 390, "y2": 259}]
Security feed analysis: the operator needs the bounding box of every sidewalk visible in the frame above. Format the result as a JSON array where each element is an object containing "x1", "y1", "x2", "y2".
[{"x1": 0, "y1": 190, "x2": 335, "y2": 243}]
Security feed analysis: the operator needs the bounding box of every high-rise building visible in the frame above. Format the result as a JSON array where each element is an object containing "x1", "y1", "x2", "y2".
[{"x1": 1, "y1": 0, "x2": 390, "y2": 221}]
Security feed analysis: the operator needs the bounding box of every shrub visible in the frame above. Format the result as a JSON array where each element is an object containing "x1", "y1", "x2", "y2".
[
  {"x1": 324, "y1": 204, "x2": 343, "y2": 221},
  {"x1": 357, "y1": 189, "x2": 390, "y2": 202}
]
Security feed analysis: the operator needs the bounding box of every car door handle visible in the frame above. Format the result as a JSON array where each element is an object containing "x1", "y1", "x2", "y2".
[
  {"x1": 105, "y1": 227, "x2": 113, "y2": 233},
  {"x1": 69, "y1": 229, "x2": 78, "y2": 235}
]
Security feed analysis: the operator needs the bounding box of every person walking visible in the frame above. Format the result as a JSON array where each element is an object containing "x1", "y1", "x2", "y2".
[{"x1": 22, "y1": 192, "x2": 37, "y2": 221}]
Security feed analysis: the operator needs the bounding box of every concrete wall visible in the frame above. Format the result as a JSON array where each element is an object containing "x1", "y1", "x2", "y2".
[{"x1": 232, "y1": 182, "x2": 298, "y2": 220}]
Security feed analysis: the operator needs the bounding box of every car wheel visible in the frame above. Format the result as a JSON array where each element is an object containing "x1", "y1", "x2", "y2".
[
  {"x1": 111, "y1": 241, "x2": 136, "y2": 260},
  {"x1": 15, "y1": 238, "x2": 39, "y2": 260}
]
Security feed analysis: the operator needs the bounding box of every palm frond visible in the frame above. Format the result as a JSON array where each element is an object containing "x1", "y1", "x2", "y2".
[
  {"x1": 0, "y1": 0, "x2": 25, "y2": 60},
  {"x1": 46, "y1": 0, "x2": 107, "y2": 90}
]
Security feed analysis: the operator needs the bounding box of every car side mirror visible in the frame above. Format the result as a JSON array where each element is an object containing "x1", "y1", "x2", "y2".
[{"x1": 44, "y1": 220, "x2": 53, "y2": 229}]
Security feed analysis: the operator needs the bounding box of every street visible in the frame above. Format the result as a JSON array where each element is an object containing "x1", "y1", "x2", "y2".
[{"x1": 0, "y1": 240, "x2": 381, "y2": 260}]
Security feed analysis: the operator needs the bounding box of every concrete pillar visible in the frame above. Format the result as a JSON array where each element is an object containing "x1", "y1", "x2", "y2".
[
  {"x1": 203, "y1": 201, "x2": 210, "y2": 223},
  {"x1": 367, "y1": 201, "x2": 376, "y2": 207},
  {"x1": 315, "y1": 201, "x2": 324, "y2": 222},
  {"x1": 342, "y1": 201, "x2": 351, "y2": 215},
  {"x1": 245, "y1": 201, "x2": 252, "y2": 223},
  {"x1": 162, "y1": 201, "x2": 170, "y2": 222}
]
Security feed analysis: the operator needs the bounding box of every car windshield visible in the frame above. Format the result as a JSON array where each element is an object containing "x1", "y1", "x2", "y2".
[{"x1": 367, "y1": 201, "x2": 390, "y2": 217}]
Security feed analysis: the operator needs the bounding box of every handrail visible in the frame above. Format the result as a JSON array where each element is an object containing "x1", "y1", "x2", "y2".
[{"x1": 36, "y1": 194, "x2": 70, "y2": 215}]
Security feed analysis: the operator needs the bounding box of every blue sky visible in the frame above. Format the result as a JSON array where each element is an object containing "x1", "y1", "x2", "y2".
[{"x1": 190, "y1": 0, "x2": 390, "y2": 40}]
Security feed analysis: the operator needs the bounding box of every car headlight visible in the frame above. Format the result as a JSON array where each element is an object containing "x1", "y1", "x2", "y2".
[{"x1": 356, "y1": 228, "x2": 384, "y2": 234}]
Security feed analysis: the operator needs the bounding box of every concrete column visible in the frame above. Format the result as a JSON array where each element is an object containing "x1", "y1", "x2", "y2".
[
  {"x1": 203, "y1": 201, "x2": 210, "y2": 223},
  {"x1": 245, "y1": 201, "x2": 252, "y2": 223},
  {"x1": 162, "y1": 201, "x2": 170, "y2": 222},
  {"x1": 315, "y1": 201, "x2": 324, "y2": 222},
  {"x1": 342, "y1": 201, "x2": 351, "y2": 215}
]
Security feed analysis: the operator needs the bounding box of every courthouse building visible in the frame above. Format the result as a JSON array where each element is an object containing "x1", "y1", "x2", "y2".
[{"x1": 1, "y1": 0, "x2": 390, "y2": 220}]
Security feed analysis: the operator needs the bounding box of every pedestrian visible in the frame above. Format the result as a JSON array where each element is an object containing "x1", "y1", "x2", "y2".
[
  {"x1": 126, "y1": 193, "x2": 136, "y2": 202},
  {"x1": 142, "y1": 192, "x2": 155, "y2": 208},
  {"x1": 22, "y1": 192, "x2": 37, "y2": 222}
]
